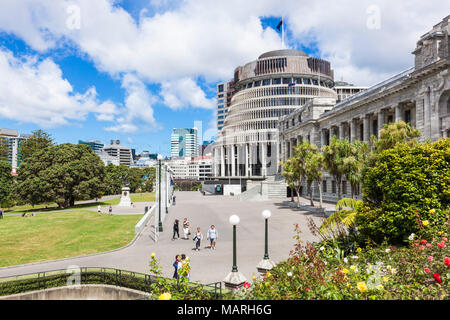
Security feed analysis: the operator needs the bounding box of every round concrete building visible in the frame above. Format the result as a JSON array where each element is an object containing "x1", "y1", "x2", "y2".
[{"x1": 212, "y1": 49, "x2": 337, "y2": 180}]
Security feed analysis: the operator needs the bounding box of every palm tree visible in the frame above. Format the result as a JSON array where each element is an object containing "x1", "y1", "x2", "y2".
[
  {"x1": 304, "y1": 145, "x2": 324, "y2": 208},
  {"x1": 322, "y1": 136, "x2": 349, "y2": 201},
  {"x1": 343, "y1": 140, "x2": 369, "y2": 199},
  {"x1": 319, "y1": 198, "x2": 362, "y2": 238}
]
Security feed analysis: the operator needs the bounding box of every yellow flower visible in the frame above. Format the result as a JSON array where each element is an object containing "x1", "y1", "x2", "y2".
[
  {"x1": 357, "y1": 248, "x2": 362, "y2": 253},
  {"x1": 342, "y1": 268, "x2": 349, "y2": 275},
  {"x1": 158, "y1": 292, "x2": 172, "y2": 300},
  {"x1": 422, "y1": 220, "x2": 429, "y2": 226},
  {"x1": 350, "y1": 265, "x2": 357, "y2": 272},
  {"x1": 429, "y1": 209, "x2": 435, "y2": 214},
  {"x1": 357, "y1": 282, "x2": 368, "y2": 293},
  {"x1": 266, "y1": 272, "x2": 272, "y2": 278},
  {"x1": 377, "y1": 284, "x2": 384, "y2": 290},
  {"x1": 391, "y1": 268, "x2": 397, "y2": 274},
  {"x1": 382, "y1": 276, "x2": 389, "y2": 282},
  {"x1": 151, "y1": 253, "x2": 156, "y2": 259},
  {"x1": 252, "y1": 275, "x2": 257, "y2": 281}
]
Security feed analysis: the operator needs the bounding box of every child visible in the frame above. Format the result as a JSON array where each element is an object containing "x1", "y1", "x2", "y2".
[{"x1": 207, "y1": 225, "x2": 218, "y2": 250}]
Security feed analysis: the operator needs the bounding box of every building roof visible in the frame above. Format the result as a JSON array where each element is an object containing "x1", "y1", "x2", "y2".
[{"x1": 258, "y1": 49, "x2": 308, "y2": 59}]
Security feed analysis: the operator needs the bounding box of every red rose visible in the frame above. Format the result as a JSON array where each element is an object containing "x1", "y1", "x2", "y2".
[
  {"x1": 243, "y1": 282, "x2": 250, "y2": 289},
  {"x1": 424, "y1": 268, "x2": 430, "y2": 274},
  {"x1": 420, "y1": 240, "x2": 427, "y2": 245},
  {"x1": 444, "y1": 257, "x2": 450, "y2": 266},
  {"x1": 433, "y1": 273, "x2": 442, "y2": 284},
  {"x1": 437, "y1": 242, "x2": 446, "y2": 249}
]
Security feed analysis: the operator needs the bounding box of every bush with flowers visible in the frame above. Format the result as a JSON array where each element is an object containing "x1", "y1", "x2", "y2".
[{"x1": 232, "y1": 225, "x2": 449, "y2": 300}]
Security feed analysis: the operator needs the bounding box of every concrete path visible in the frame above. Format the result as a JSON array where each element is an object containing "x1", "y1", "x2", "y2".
[{"x1": 0, "y1": 192, "x2": 325, "y2": 284}]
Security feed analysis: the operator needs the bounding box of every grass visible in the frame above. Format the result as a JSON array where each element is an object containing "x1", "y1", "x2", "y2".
[
  {"x1": 0, "y1": 210, "x2": 142, "y2": 267},
  {"x1": 2, "y1": 192, "x2": 155, "y2": 214}
]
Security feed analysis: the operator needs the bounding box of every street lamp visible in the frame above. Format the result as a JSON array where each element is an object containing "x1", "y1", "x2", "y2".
[
  {"x1": 157, "y1": 154, "x2": 163, "y2": 232},
  {"x1": 223, "y1": 214, "x2": 246, "y2": 291},
  {"x1": 256, "y1": 209, "x2": 276, "y2": 275}
]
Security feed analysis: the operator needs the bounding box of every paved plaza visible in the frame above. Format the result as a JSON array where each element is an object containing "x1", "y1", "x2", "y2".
[{"x1": 0, "y1": 192, "x2": 325, "y2": 284}]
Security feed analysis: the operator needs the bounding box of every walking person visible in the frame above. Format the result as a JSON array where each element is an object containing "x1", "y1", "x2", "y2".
[
  {"x1": 0, "y1": 209, "x2": 3, "y2": 219},
  {"x1": 172, "y1": 255, "x2": 181, "y2": 279},
  {"x1": 108, "y1": 205, "x2": 112, "y2": 216},
  {"x1": 97, "y1": 204, "x2": 101, "y2": 215},
  {"x1": 193, "y1": 227, "x2": 203, "y2": 251},
  {"x1": 182, "y1": 218, "x2": 190, "y2": 239},
  {"x1": 172, "y1": 219, "x2": 180, "y2": 240},
  {"x1": 173, "y1": 195, "x2": 176, "y2": 205},
  {"x1": 207, "y1": 225, "x2": 218, "y2": 250}
]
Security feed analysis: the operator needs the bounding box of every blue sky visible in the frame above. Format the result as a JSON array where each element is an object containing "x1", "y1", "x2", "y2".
[{"x1": 0, "y1": 1, "x2": 448, "y2": 156}]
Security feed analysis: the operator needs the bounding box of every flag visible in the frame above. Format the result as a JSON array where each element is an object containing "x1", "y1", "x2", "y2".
[
  {"x1": 170, "y1": 176, "x2": 174, "y2": 186},
  {"x1": 288, "y1": 82, "x2": 296, "y2": 87},
  {"x1": 276, "y1": 19, "x2": 283, "y2": 31}
]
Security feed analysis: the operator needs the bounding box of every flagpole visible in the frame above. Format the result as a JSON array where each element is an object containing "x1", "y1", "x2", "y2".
[{"x1": 281, "y1": 16, "x2": 284, "y2": 49}]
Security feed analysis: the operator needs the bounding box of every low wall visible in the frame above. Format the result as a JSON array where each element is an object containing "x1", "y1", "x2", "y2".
[
  {"x1": 281, "y1": 201, "x2": 335, "y2": 217},
  {"x1": 135, "y1": 203, "x2": 157, "y2": 234},
  {"x1": 0, "y1": 284, "x2": 150, "y2": 300},
  {"x1": 223, "y1": 184, "x2": 242, "y2": 196}
]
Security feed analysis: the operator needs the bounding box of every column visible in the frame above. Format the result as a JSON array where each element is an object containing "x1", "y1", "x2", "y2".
[
  {"x1": 377, "y1": 110, "x2": 384, "y2": 137},
  {"x1": 329, "y1": 127, "x2": 333, "y2": 143},
  {"x1": 350, "y1": 119, "x2": 356, "y2": 142},
  {"x1": 261, "y1": 142, "x2": 267, "y2": 177},
  {"x1": 320, "y1": 129, "x2": 326, "y2": 147},
  {"x1": 395, "y1": 105, "x2": 402, "y2": 122},
  {"x1": 220, "y1": 145, "x2": 225, "y2": 177},
  {"x1": 363, "y1": 115, "x2": 370, "y2": 142},
  {"x1": 231, "y1": 144, "x2": 236, "y2": 177},
  {"x1": 424, "y1": 90, "x2": 431, "y2": 138},
  {"x1": 245, "y1": 144, "x2": 249, "y2": 177},
  {"x1": 338, "y1": 123, "x2": 344, "y2": 140}
]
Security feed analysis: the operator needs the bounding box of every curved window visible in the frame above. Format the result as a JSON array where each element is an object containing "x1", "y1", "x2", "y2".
[
  {"x1": 263, "y1": 79, "x2": 271, "y2": 86},
  {"x1": 272, "y1": 78, "x2": 281, "y2": 85},
  {"x1": 283, "y1": 78, "x2": 291, "y2": 84}
]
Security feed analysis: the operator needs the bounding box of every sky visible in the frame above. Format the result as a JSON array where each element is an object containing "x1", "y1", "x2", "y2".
[{"x1": 0, "y1": 0, "x2": 449, "y2": 156}]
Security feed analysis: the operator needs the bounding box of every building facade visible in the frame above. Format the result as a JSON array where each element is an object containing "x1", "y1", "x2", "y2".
[
  {"x1": 334, "y1": 82, "x2": 368, "y2": 102},
  {"x1": 78, "y1": 140, "x2": 104, "y2": 154},
  {"x1": 167, "y1": 156, "x2": 212, "y2": 180},
  {"x1": 0, "y1": 128, "x2": 31, "y2": 173},
  {"x1": 217, "y1": 81, "x2": 235, "y2": 132},
  {"x1": 279, "y1": 15, "x2": 450, "y2": 201},
  {"x1": 212, "y1": 49, "x2": 338, "y2": 179},
  {"x1": 101, "y1": 140, "x2": 133, "y2": 166},
  {"x1": 171, "y1": 128, "x2": 199, "y2": 159}
]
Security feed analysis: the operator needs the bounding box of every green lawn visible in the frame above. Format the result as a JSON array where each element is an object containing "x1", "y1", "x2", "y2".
[
  {"x1": 2, "y1": 192, "x2": 155, "y2": 214},
  {"x1": 0, "y1": 210, "x2": 141, "y2": 267}
]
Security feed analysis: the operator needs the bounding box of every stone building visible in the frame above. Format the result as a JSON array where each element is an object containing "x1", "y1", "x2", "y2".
[{"x1": 279, "y1": 15, "x2": 450, "y2": 202}]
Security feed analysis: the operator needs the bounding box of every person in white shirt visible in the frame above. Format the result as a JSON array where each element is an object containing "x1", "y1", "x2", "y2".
[
  {"x1": 193, "y1": 227, "x2": 203, "y2": 251},
  {"x1": 207, "y1": 225, "x2": 218, "y2": 250},
  {"x1": 97, "y1": 205, "x2": 101, "y2": 215},
  {"x1": 182, "y1": 218, "x2": 190, "y2": 239}
]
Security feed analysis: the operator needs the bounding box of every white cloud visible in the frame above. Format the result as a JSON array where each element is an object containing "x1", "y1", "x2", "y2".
[
  {"x1": 105, "y1": 73, "x2": 159, "y2": 133},
  {"x1": 0, "y1": 48, "x2": 118, "y2": 128},
  {"x1": 161, "y1": 78, "x2": 215, "y2": 110}
]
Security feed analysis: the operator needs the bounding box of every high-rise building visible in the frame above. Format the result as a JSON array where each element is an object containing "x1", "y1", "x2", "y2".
[
  {"x1": 0, "y1": 128, "x2": 31, "y2": 173},
  {"x1": 78, "y1": 140, "x2": 104, "y2": 154},
  {"x1": 216, "y1": 80, "x2": 235, "y2": 132},
  {"x1": 101, "y1": 140, "x2": 133, "y2": 166},
  {"x1": 171, "y1": 128, "x2": 199, "y2": 159}
]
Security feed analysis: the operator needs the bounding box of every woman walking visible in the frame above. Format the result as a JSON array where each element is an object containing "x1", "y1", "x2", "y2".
[
  {"x1": 172, "y1": 255, "x2": 181, "y2": 279},
  {"x1": 182, "y1": 218, "x2": 190, "y2": 239},
  {"x1": 193, "y1": 227, "x2": 203, "y2": 251},
  {"x1": 97, "y1": 205, "x2": 102, "y2": 216},
  {"x1": 172, "y1": 219, "x2": 180, "y2": 240},
  {"x1": 108, "y1": 205, "x2": 112, "y2": 216},
  {"x1": 207, "y1": 225, "x2": 218, "y2": 250}
]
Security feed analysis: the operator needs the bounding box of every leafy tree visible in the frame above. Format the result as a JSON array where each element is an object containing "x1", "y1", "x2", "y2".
[
  {"x1": 282, "y1": 156, "x2": 303, "y2": 203},
  {"x1": 19, "y1": 129, "x2": 53, "y2": 161},
  {"x1": 0, "y1": 137, "x2": 8, "y2": 161},
  {"x1": 129, "y1": 167, "x2": 145, "y2": 193},
  {"x1": 16, "y1": 144, "x2": 105, "y2": 208},
  {"x1": 104, "y1": 164, "x2": 129, "y2": 195},
  {"x1": 322, "y1": 136, "x2": 349, "y2": 201},
  {"x1": 0, "y1": 161, "x2": 13, "y2": 208},
  {"x1": 304, "y1": 147, "x2": 324, "y2": 208},
  {"x1": 356, "y1": 138, "x2": 450, "y2": 244},
  {"x1": 371, "y1": 121, "x2": 421, "y2": 153},
  {"x1": 142, "y1": 167, "x2": 156, "y2": 192},
  {"x1": 343, "y1": 140, "x2": 369, "y2": 199}
]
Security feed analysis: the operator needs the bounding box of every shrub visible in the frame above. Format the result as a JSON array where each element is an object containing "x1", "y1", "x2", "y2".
[{"x1": 356, "y1": 138, "x2": 450, "y2": 244}]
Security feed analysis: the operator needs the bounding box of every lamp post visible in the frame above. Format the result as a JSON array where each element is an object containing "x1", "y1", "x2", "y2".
[
  {"x1": 223, "y1": 214, "x2": 246, "y2": 291},
  {"x1": 256, "y1": 209, "x2": 276, "y2": 275},
  {"x1": 157, "y1": 154, "x2": 163, "y2": 232}
]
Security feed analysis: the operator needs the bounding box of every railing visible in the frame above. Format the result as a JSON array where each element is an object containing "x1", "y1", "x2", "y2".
[
  {"x1": 135, "y1": 203, "x2": 157, "y2": 234},
  {"x1": 0, "y1": 267, "x2": 223, "y2": 299}
]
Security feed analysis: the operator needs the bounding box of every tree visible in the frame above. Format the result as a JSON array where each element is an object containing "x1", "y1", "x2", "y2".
[
  {"x1": 104, "y1": 164, "x2": 129, "y2": 195},
  {"x1": 0, "y1": 137, "x2": 8, "y2": 162},
  {"x1": 304, "y1": 147, "x2": 325, "y2": 208},
  {"x1": 322, "y1": 136, "x2": 349, "y2": 201},
  {"x1": 142, "y1": 167, "x2": 156, "y2": 192},
  {"x1": 343, "y1": 140, "x2": 369, "y2": 199},
  {"x1": 16, "y1": 144, "x2": 106, "y2": 208},
  {"x1": 129, "y1": 167, "x2": 145, "y2": 193},
  {"x1": 282, "y1": 156, "x2": 302, "y2": 203},
  {"x1": 0, "y1": 161, "x2": 13, "y2": 208},
  {"x1": 371, "y1": 121, "x2": 421, "y2": 153},
  {"x1": 19, "y1": 129, "x2": 53, "y2": 161}
]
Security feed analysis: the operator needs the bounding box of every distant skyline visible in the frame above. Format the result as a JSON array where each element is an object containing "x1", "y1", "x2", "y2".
[{"x1": 0, "y1": 1, "x2": 449, "y2": 156}]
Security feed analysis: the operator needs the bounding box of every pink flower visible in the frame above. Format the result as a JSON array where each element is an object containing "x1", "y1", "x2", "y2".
[
  {"x1": 424, "y1": 268, "x2": 430, "y2": 274},
  {"x1": 437, "y1": 242, "x2": 446, "y2": 249},
  {"x1": 426, "y1": 243, "x2": 432, "y2": 248},
  {"x1": 444, "y1": 257, "x2": 450, "y2": 266},
  {"x1": 428, "y1": 256, "x2": 433, "y2": 262},
  {"x1": 413, "y1": 243, "x2": 419, "y2": 247},
  {"x1": 443, "y1": 237, "x2": 448, "y2": 242},
  {"x1": 419, "y1": 245, "x2": 425, "y2": 250},
  {"x1": 243, "y1": 282, "x2": 251, "y2": 289}
]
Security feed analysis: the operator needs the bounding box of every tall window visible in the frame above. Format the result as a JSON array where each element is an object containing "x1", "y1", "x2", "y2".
[
  {"x1": 404, "y1": 109, "x2": 411, "y2": 124},
  {"x1": 332, "y1": 181, "x2": 336, "y2": 194},
  {"x1": 218, "y1": 84, "x2": 224, "y2": 92},
  {"x1": 323, "y1": 180, "x2": 327, "y2": 193}
]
